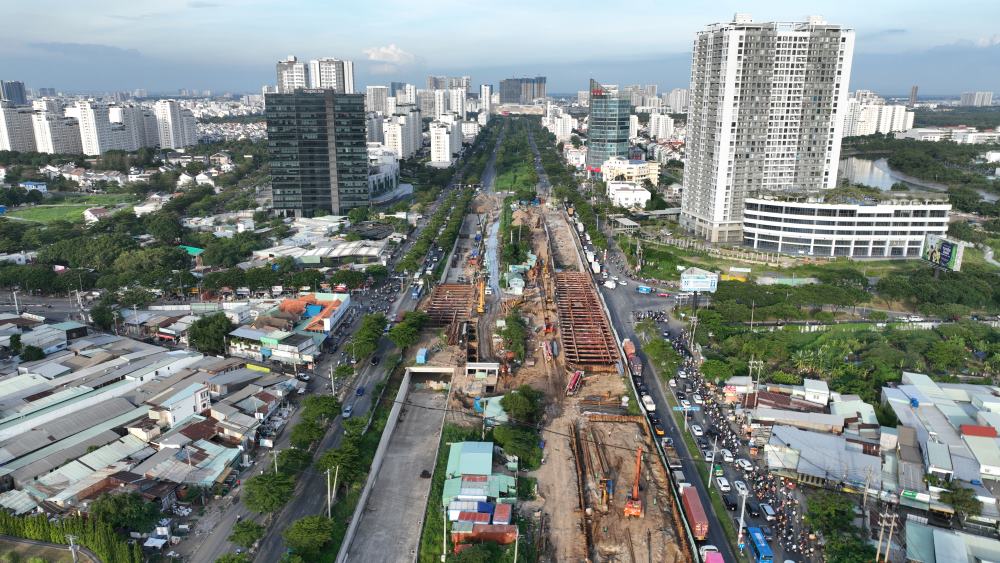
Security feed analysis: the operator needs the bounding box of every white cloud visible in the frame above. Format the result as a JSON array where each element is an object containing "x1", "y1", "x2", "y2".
[
  {"x1": 362, "y1": 44, "x2": 415, "y2": 64},
  {"x1": 976, "y1": 34, "x2": 1000, "y2": 47}
]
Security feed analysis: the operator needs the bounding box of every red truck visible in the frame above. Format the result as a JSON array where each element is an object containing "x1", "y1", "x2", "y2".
[{"x1": 680, "y1": 485, "x2": 709, "y2": 541}]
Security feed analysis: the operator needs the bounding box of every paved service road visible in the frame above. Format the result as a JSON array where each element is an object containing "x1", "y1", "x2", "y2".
[{"x1": 345, "y1": 389, "x2": 447, "y2": 562}]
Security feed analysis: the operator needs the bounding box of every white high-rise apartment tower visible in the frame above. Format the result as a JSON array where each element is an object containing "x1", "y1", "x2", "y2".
[
  {"x1": 276, "y1": 56, "x2": 308, "y2": 93},
  {"x1": 680, "y1": 14, "x2": 855, "y2": 243},
  {"x1": 960, "y1": 91, "x2": 994, "y2": 107},
  {"x1": 366, "y1": 86, "x2": 389, "y2": 113},
  {"x1": 0, "y1": 101, "x2": 36, "y2": 152},
  {"x1": 433, "y1": 89, "x2": 448, "y2": 119},
  {"x1": 429, "y1": 122, "x2": 452, "y2": 167},
  {"x1": 480, "y1": 84, "x2": 493, "y2": 117},
  {"x1": 649, "y1": 113, "x2": 674, "y2": 140},
  {"x1": 154, "y1": 100, "x2": 196, "y2": 149},
  {"x1": 308, "y1": 58, "x2": 355, "y2": 93},
  {"x1": 449, "y1": 88, "x2": 466, "y2": 118}
]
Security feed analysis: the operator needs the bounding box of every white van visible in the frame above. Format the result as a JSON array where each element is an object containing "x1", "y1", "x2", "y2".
[
  {"x1": 761, "y1": 502, "x2": 777, "y2": 521},
  {"x1": 715, "y1": 477, "x2": 731, "y2": 492}
]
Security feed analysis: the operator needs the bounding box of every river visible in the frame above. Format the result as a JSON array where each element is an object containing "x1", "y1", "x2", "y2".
[{"x1": 839, "y1": 156, "x2": 999, "y2": 203}]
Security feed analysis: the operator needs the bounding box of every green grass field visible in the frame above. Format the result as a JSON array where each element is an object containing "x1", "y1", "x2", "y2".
[
  {"x1": 59, "y1": 194, "x2": 137, "y2": 206},
  {"x1": 5, "y1": 205, "x2": 91, "y2": 223}
]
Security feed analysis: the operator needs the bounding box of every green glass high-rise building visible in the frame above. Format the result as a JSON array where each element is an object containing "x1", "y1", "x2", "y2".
[
  {"x1": 266, "y1": 89, "x2": 369, "y2": 216},
  {"x1": 586, "y1": 79, "x2": 631, "y2": 172}
]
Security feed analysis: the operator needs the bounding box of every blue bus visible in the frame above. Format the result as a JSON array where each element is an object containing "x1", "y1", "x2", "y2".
[{"x1": 747, "y1": 526, "x2": 774, "y2": 563}]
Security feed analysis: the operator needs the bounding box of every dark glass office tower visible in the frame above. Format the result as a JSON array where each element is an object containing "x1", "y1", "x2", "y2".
[
  {"x1": 266, "y1": 89, "x2": 369, "y2": 216},
  {"x1": 586, "y1": 79, "x2": 631, "y2": 171}
]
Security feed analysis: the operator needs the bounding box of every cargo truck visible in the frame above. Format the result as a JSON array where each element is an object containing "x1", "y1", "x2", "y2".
[
  {"x1": 591, "y1": 261, "x2": 601, "y2": 274},
  {"x1": 681, "y1": 485, "x2": 709, "y2": 540}
]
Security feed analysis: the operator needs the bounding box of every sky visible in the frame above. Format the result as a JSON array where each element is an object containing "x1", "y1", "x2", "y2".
[{"x1": 3, "y1": 0, "x2": 1000, "y2": 96}]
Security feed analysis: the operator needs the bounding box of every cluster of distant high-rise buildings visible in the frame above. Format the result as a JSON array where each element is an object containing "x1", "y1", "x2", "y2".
[
  {"x1": 262, "y1": 54, "x2": 556, "y2": 217},
  {"x1": 0, "y1": 79, "x2": 199, "y2": 156}
]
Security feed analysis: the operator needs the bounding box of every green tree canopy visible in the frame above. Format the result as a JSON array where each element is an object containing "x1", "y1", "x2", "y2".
[
  {"x1": 940, "y1": 485, "x2": 983, "y2": 518},
  {"x1": 289, "y1": 419, "x2": 325, "y2": 449},
  {"x1": 282, "y1": 515, "x2": 335, "y2": 557},
  {"x1": 315, "y1": 438, "x2": 364, "y2": 486},
  {"x1": 89, "y1": 492, "x2": 160, "y2": 532},
  {"x1": 227, "y1": 519, "x2": 264, "y2": 550},
  {"x1": 243, "y1": 472, "x2": 294, "y2": 514},
  {"x1": 188, "y1": 313, "x2": 235, "y2": 355},
  {"x1": 499, "y1": 385, "x2": 545, "y2": 424}
]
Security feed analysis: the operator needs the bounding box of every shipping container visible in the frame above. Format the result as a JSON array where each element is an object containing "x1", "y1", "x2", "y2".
[
  {"x1": 681, "y1": 486, "x2": 709, "y2": 540},
  {"x1": 622, "y1": 339, "x2": 636, "y2": 357}
]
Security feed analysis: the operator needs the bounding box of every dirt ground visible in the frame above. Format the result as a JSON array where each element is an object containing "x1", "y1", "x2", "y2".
[{"x1": 0, "y1": 539, "x2": 96, "y2": 563}]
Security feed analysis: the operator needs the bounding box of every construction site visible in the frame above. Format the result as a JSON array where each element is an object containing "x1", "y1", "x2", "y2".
[{"x1": 411, "y1": 180, "x2": 687, "y2": 562}]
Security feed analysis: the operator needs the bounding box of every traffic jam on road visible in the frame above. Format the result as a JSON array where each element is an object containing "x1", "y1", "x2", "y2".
[{"x1": 639, "y1": 328, "x2": 819, "y2": 563}]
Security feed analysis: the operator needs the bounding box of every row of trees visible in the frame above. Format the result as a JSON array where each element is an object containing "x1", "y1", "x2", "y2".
[
  {"x1": 494, "y1": 385, "x2": 546, "y2": 469},
  {"x1": 0, "y1": 511, "x2": 143, "y2": 563}
]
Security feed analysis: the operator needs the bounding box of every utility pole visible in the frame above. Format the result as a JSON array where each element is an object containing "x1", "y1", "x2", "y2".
[
  {"x1": 441, "y1": 506, "x2": 447, "y2": 562},
  {"x1": 332, "y1": 464, "x2": 339, "y2": 505},
  {"x1": 12, "y1": 290, "x2": 19, "y2": 315},
  {"x1": 861, "y1": 469, "x2": 873, "y2": 532},
  {"x1": 884, "y1": 510, "x2": 898, "y2": 562},
  {"x1": 737, "y1": 490, "x2": 747, "y2": 553},
  {"x1": 707, "y1": 435, "x2": 719, "y2": 489},
  {"x1": 875, "y1": 509, "x2": 888, "y2": 562},
  {"x1": 327, "y1": 468, "x2": 332, "y2": 519},
  {"x1": 513, "y1": 526, "x2": 520, "y2": 563},
  {"x1": 271, "y1": 450, "x2": 279, "y2": 474},
  {"x1": 66, "y1": 535, "x2": 79, "y2": 563}
]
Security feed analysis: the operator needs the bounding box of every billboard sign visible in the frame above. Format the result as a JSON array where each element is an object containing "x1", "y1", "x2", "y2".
[
  {"x1": 921, "y1": 235, "x2": 963, "y2": 272},
  {"x1": 680, "y1": 267, "x2": 719, "y2": 293}
]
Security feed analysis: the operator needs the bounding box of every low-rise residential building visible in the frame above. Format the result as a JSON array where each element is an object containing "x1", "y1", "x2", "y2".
[
  {"x1": 601, "y1": 156, "x2": 659, "y2": 185},
  {"x1": 607, "y1": 181, "x2": 651, "y2": 209}
]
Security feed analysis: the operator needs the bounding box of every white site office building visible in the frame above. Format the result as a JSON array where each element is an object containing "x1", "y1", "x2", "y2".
[{"x1": 681, "y1": 15, "x2": 855, "y2": 243}]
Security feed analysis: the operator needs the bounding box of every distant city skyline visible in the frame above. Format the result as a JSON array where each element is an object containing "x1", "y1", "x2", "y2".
[{"x1": 3, "y1": 0, "x2": 1000, "y2": 94}]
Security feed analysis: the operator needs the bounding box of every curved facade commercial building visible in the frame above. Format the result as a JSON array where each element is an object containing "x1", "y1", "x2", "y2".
[{"x1": 742, "y1": 195, "x2": 950, "y2": 258}]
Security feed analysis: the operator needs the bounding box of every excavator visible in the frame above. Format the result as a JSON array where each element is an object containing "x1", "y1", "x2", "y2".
[{"x1": 623, "y1": 446, "x2": 644, "y2": 518}]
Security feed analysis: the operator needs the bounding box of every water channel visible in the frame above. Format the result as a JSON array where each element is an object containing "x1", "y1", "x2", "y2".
[{"x1": 839, "y1": 156, "x2": 998, "y2": 203}]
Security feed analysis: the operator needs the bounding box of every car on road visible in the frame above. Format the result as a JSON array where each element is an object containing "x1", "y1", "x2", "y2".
[
  {"x1": 692, "y1": 394, "x2": 703, "y2": 405},
  {"x1": 715, "y1": 477, "x2": 731, "y2": 492},
  {"x1": 652, "y1": 423, "x2": 665, "y2": 436},
  {"x1": 641, "y1": 395, "x2": 656, "y2": 412},
  {"x1": 658, "y1": 292, "x2": 670, "y2": 298},
  {"x1": 761, "y1": 502, "x2": 777, "y2": 521},
  {"x1": 618, "y1": 280, "x2": 627, "y2": 286},
  {"x1": 734, "y1": 480, "x2": 749, "y2": 497},
  {"x1": 341, "y1": 405, "x2": 353, "y2": 419},
  {"x1": 737, "y1": 458, "x2": 754, "y2": 472},
  {"x1": 748, "y1": 501, "x2": 762, "y2": 518},
  {"x1": 356, "y1": 387, "x2": 365, "y2": 397},
  {"x1": 722, "y1": 494, "x2": 737, "y2": 511},
  {"x1": 691, "y1": 424, "x2": 703, "y2": 436},
  {"x1": 720, "y1": 449, "x2": 734, "y2": 463},
  {"x1": 760, "y1": 524, "x2": 773, "y2": 540},
  {"x1": 370, "y1": 356, "x2": 380, "y2": 366},
  {"x1": 668, "y1": 378, "x2": 676, "y2": 388},
  {"x1": 676, "y1": 392, "x2": 687, "y2": 401},
  {"x1": 699, "y1": 545, "x2": 720, "y2": 561}
]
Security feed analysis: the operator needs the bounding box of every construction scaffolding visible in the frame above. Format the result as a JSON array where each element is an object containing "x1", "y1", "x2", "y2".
[{"x1": 554, "y1": 272, "x2": 620, "y2": 371}]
